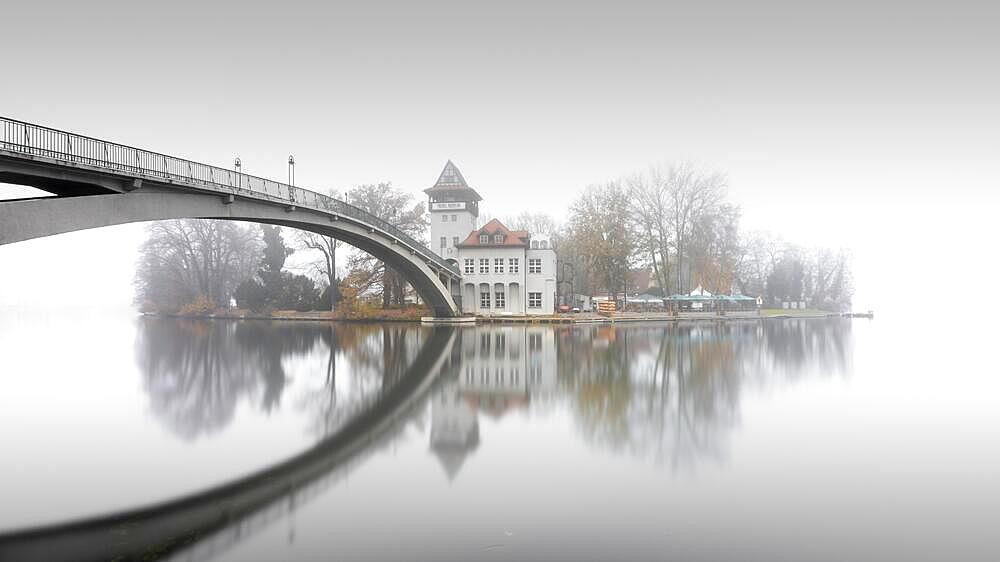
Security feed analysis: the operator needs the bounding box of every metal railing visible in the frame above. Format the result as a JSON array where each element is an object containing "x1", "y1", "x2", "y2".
[{"x1": 0, "y1": 116, "x2": 459, "y2": 276}]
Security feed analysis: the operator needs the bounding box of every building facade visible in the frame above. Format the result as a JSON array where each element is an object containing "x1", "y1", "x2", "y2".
[{"x1": 426, "y1": 161, "x2": 557, "y2": 315}]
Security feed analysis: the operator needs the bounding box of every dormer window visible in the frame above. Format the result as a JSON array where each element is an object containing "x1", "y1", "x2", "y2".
[
  {"x1": 494, "y1": 233, "x2": 504, "y2": 244},
  {"x1": 479, "y1": 233, "x2": 489, "y2": 244}
]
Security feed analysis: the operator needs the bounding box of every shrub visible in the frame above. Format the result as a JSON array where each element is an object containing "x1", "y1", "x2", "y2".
[{"x1": 179, "y1": 295, "x2": 215, "y2": 316}]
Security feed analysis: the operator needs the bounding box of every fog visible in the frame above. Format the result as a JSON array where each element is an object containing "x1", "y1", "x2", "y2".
[{"x1": 2, "y1": 0, "x2": 997, "y2": 315}]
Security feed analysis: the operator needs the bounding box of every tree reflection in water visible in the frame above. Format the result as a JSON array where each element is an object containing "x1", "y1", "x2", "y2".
[
  {"x1": 135, "y1": 317, "x2": 851, "y2": 472},
  {"x1": 556, "y1": 318, "x2": 853, "y2": 469},
  {"x1": 135, "y1": 318, "x2": 426, "y2": 440}
]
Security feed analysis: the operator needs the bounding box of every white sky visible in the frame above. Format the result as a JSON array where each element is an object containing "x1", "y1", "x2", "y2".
[{"x1": 2, "y1": 1, "x2": 997, "y2": 315}]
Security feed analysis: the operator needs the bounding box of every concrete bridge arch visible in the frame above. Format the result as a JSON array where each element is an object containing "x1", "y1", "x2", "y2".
[
  {"x1": 0, "y1": 190, "x2": 462, "y2": 316},
  {"x1": 0, "y1": 116, "x2": 464, "y2": 316}
]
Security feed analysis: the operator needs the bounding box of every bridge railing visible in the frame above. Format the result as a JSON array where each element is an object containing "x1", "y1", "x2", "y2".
[{"x1": 0, "y1": 116, "x2": 459, "y2": 276}]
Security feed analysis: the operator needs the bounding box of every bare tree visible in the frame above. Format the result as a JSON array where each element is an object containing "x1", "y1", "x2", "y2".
[
  {"x1": 667, "y1": 163, "x2": 727, "y2": 292},
  {"x1": 626, "y1": 167, "x2": 673, "y2": 294},
  {"x1": 344, "y1": 182, "x2": 427, "y2": 307},
  {"x1": 503, "y1": 212, "x2": 559, "y2": 237},
  {"x1": 296, "y1": 189, "x2": 341, "y2": 311},
  {"x1": 135, "y1": 220, "x2": 262, "y2": 312}
]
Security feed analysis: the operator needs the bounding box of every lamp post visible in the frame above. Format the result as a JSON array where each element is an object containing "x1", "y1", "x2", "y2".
[
  {"x1": 287, "y1": 155, "x2": 295, "y2": 203},
  {"x1": 234, "y1": 157, "x2": 241, "y2": 189}
]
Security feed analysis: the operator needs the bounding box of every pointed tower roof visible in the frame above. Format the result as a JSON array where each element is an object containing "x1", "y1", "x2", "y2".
[{"x1": 424, "y1": 160, "x2": 483, "y2": 200}]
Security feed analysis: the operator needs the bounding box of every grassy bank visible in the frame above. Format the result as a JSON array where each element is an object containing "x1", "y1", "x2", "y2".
[{"x1": 759, "y1": 308, "x2": 834, "y2": 317}]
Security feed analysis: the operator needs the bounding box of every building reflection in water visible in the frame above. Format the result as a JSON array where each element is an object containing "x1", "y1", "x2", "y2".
[
  {"x1": 431, "y1": 319, "x2": 852, "y2": 477},
  {"x1": 430, "y1": 326, "x2": 558, "y2": 479}
]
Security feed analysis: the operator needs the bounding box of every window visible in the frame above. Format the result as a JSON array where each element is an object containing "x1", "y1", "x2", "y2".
[
  {"x1": 442, "y1": 214, "x2": 449, "y2": 222},
  {"x1": 496, "y1": 368, "x2": 504, "y2": 386},
  {"x1": 529, "y1": 332, "x2": 542, "y2": 352},
  {"x1": 511, "y1": 367, "x2": 519, "y2": 384},
  {"x1": 479, "y1": 258, "x2": 489, "y2": 274},
  {"x1": 452, "y1": 236, "x2": 459, "y2": 246},
  {"x1": 465, "y1": 366, "x2": 474, "y2": 385},
  {"x1": 451, "y1": 214, "x2": 457, "y2": 222},
  {"x1": 440, "y1": 236, "x2": 446, "y2": 248},
  {"x1": 480, "y1": 287, "x2": 491, "y2": 309},
  {"x1": 479, "y1": 234, "x2": 489, "y2": 244},
  {"x1": 494, "y1": 233, "x2": 503, "y2": 243},
  {"x1": 464, "y1": 258, "x2": 474, "y2": 274},
  {"x1": 494, "y1": 258, "x2": 504, "y2": 273},
  {"x1": 529, "y1": 258, "x2": 542, "y2": 274},
  {"x1": 540, "y1": 240, "x2": 548, "y2": 249},
  {"x1": 495, "y1": 287, "x2": 506, "y2": 308},
  {"x1": 528, "y1": 292, "x2": 542, "y2": 308},
  {"x1": 531, "y1": 240, "x2": 539, "y2": 249},
  {"x1": 509, "y1": 258, "x2": 519, "y2": 273},
  {"x1": 529, "y1": 363, "x2": 542, "y2": 384}
]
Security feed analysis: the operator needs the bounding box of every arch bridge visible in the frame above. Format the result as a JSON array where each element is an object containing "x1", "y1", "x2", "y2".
[{"x1": 0, "y1": 117, "x2": 463, "y2": 316}]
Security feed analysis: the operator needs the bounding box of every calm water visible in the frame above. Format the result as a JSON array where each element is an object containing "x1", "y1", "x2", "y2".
[{"x1": 0, "y1": 311, "x2": 997, "y2": 561}]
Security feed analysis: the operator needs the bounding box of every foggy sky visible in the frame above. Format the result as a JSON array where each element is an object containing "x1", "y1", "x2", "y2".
[{"x1": 2, "y1": 1, "x2": 998, "y2": 312}]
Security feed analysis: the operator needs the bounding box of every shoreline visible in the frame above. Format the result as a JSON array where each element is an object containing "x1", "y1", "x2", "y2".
[{"x1": 141, "y1": 309, "x2": 872, "y2": 325}]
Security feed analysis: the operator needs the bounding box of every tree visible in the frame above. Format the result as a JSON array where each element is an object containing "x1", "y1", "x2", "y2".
[
  {"x1": 734, "y1": 231, "x2": 783, "y2": 297},
  {"x1": 235, "y1": 224, "x2": 320, "y2": 312},
  {"x1": 135, "y1": 220, "x2": 262, "y2": 312},
  {"x1": 667, "y1": 163, "x2": 727, "y2": 293},
  {"x1": 343, "y1": 182, "x2": 426, "y2": 307},
  {"x1": 805, "y1": 247, "x2": 854, "y2": 311},
  {"x1": 296, "y1": 190, "x2": 342, "y2": 311},
  {"x1": 626, "y1": 167, "x2": 674, "y2": 295},
  {"x1": 766, "y1": 251, "x2": 806, "y2": 306},
  {"x1": 503, "y1": 212, "x2": 559, "y2": 238},
  {"x1": 567, "y1": 181, "x2": 637, "y2": 300},
  {"x1": 687, "y1": 202, "x2": 741, "y2": 294}
]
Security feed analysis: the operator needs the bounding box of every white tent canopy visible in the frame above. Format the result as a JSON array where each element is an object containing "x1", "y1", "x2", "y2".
[{"x1": 689, "y1": 285, "x2": 713, "y2": 297}]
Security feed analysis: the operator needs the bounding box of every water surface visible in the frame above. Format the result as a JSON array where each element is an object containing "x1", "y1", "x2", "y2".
[{"x1": 0, "y1": 311, "x2": 996, "y2": 561}]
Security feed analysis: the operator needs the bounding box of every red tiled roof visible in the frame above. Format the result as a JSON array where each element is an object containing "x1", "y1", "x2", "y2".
[{"x1": 457, "y1": 218, "x2": 529, "y2": 248}]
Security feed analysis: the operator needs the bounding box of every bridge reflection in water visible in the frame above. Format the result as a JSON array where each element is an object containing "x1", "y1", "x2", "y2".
[{"x1": 0, "y1": 318, "x2": 852, "y2": 561}]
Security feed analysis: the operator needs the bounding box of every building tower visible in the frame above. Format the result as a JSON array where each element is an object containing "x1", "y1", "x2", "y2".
[{"x1": 425, "y1": 160, "x2": 482, "y2": 262}]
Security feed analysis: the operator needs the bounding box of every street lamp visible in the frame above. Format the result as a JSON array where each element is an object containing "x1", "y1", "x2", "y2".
[
  {"x1": 234, "y1": 157, "x2": 241, "y2": 189},
  {"x1": 287, "y1": 155, "x2": 295, "y2": 203}
]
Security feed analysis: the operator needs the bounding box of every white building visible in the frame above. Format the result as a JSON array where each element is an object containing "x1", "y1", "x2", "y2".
[{"x1": 426, "y1": 161, "x2": 557, "y2": 315}]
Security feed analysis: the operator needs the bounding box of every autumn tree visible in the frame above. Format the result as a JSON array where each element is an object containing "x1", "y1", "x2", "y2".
[{"x1": 567, "y1": 181, "x2": 637, "y2": 300}]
